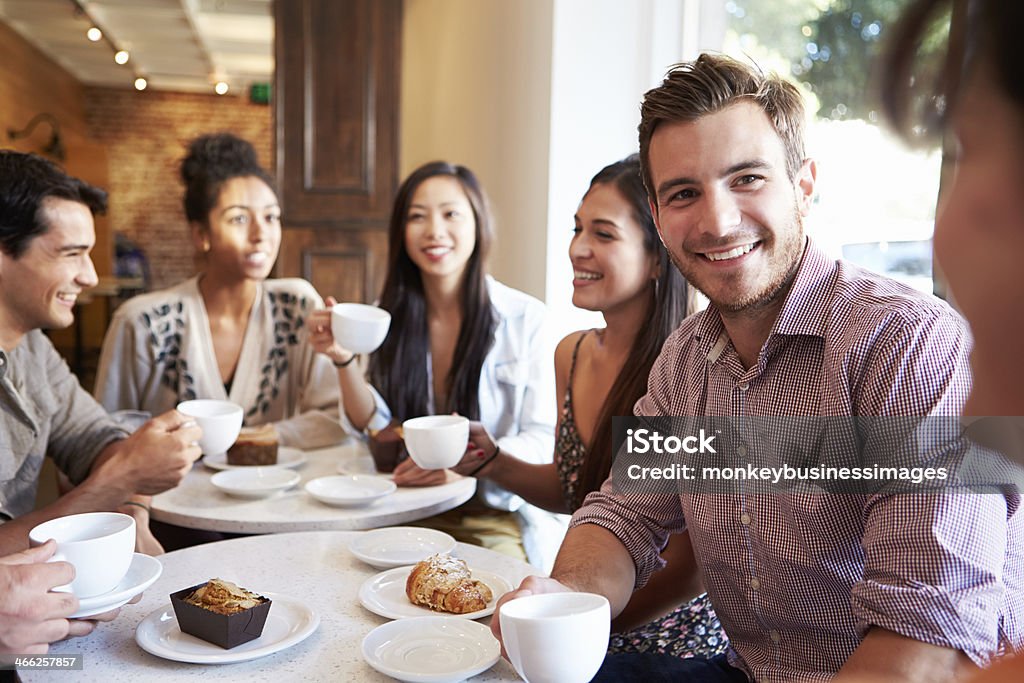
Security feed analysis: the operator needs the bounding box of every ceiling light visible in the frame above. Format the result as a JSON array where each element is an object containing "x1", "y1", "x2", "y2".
[
  {"x1": 214, "y1": 81, "x2": 229, "y2": 95},
  {"x1": 114, "y1": 50, "x2": 129, "y2": 65},
  {"x1": 87, "y1": 27, "x2": 102, "y2": 42},
  {"x1": 134, "y1": 77, "x2": 148, "y2": 91}
]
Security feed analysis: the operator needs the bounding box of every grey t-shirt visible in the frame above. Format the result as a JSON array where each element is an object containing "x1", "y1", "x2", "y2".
[{"x1": 0, "y1": 330, "x2": 127, "y2": 520}]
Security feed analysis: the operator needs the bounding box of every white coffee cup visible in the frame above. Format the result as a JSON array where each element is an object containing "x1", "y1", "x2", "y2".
[
  {"x1": 330, "y1": 303, "x2": 392, "y2": 354},
  {"x1": 499, "y1": 592, "x2": 610, "y2": 683},
  {"x1": 401, "y1": 415, "x2": 470, "y2": 470},
  {"x1": 29, "y1": 512, "x2": 136, "y2": 598},
  {"x1": 176, "y1": 399, "x2": 244, "y2": 456}
]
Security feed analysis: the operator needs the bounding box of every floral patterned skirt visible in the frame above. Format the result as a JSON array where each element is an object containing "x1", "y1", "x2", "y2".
[{"x1": 608, "y1": 593, "x2": 728, "y2": 659}]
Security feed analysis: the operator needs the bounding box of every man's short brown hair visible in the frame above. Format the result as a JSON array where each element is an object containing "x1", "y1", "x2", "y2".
[{"x1": 638, "y1": 53, "x2": 808, "y2": 200}]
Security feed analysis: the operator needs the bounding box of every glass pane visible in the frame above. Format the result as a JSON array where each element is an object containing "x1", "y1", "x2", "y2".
[{"x1": 722, "y1": 0, "x2": 945, "y2": 295}]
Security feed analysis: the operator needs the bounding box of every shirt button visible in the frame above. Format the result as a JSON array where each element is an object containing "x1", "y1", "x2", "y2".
[
  {"x1": 769, "y1": 629, "x2": 781, "y2": 643},
  {"x1": 740, "y1": 513, "x2": 751, "y2": 525},
  {"x1": 738, "y1": 381, "x2": 749, "y2": 391},
  {"x1": 737, "y1": 444, "x2": 747, "y2": 457},
  {"x1": 750, "y1": 577, "x2": 760, "y2": 590}
]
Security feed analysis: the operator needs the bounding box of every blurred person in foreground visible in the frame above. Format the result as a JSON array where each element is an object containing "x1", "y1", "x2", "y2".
[{"x1": 881, "y1": 2, "x2": 1024, "y2": 681}]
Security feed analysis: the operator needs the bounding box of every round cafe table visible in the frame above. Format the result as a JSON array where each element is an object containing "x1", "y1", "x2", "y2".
[
  {"x1": 150, "y1": 440, "x2": 476, "y2": 533},
  {"x1": 24, "y1": 531, "x2": 537, "y2": 681}
]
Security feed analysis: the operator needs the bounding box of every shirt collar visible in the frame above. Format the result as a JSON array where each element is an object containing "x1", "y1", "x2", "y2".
[{"x1": 770, "y1": 238, "x2": 836, "y2": 339}]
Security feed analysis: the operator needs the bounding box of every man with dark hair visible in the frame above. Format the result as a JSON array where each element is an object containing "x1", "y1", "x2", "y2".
[
  {"x1": 0, "y1": 151, "x2": 202, "y2": 644},
  {"x1": 0, "y1": 151, "x2": 107, "y2": 258},
  {"x1": 492, "y1": 54, "x2": 1022, "y2": 682}
]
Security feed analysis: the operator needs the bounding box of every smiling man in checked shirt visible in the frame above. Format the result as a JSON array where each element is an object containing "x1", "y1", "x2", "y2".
[{"x1": 491, "y1": 54, "x2": 1024, "y2": 683}]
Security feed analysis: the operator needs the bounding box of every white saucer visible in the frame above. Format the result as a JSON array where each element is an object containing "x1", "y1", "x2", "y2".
[
  {"x1": 71, "y1": 553, "x2": 163, "y2": 619},
  {"x1": 349, "y1": 527, "x2": 457, "y2": 569},
  {"x1": 135, "y1": 592, "x2": 319, "y2": 664},
  {"x1": 359, "y1": 566, "x2": 512, "y2": 620},
  {"x1": 203, "y1": 447, "x2": 306, "y2": 471},
  {"x1": 362, "y1": 616, "x2": 499, "y2": 683},
  {"x1": 305, "y1": 475, "x2": 396, "y2": 507},
  {"x1": 210, "y1": 467, "x2": 301, "y2": 498}
]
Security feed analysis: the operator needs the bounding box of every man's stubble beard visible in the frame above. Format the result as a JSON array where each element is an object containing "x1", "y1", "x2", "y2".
[{"x1": 666, "y1": 210, "x2": 806, "y2": 315}]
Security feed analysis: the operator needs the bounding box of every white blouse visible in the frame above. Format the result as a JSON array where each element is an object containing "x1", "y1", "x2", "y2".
[{"x1": 345, "y1": 278, "x2": 564, "y2": 567}]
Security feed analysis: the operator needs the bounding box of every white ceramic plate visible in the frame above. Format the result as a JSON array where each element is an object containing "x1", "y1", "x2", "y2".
[
  {"x1": 362, "y1": 616, "x2": 499, "y2": 683},
  {"x1": 135, "y1": 593, "x2": 319, "y2": 664},
  {"x1": 358, "y1": 566, "x2": 512, "y2": 620},
  {"x1": 304, "y1": 475, "x2": 396, "y2": 507},
  {"x1": 210, "y1": 468, "x2": 301, "y2": 499},
  {"x1": 70, "y1": 553, "x2": 163, "y2": 619},
  {"x1": 349, "y1": 527, "x2": 457, "y2": 569},
  {"x1": 203, "y1": 447, "x2": 306, "y2": 471}
]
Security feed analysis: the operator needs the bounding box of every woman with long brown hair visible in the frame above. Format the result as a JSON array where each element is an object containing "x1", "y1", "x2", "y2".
[{"x1": 451, "y1": 155, "x2": 726, "y2": 659}]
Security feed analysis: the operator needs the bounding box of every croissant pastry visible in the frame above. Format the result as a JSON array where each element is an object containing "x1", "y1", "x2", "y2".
[{"x1": 405, "y1": 554, "x2": 494, "y2": 614}]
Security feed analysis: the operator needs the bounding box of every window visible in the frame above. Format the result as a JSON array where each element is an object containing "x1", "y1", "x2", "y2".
[{"x1": 722, "y1": 0, "x2": 945, "y2": 294}]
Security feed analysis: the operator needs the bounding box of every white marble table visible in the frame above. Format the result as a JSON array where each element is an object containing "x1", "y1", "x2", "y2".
[
  {"x1": 25, "y1": 531, "x2": 540, "y2": 681},
  {"x1": 150, "y1": 441, "x2": 477, "y2": 533}
]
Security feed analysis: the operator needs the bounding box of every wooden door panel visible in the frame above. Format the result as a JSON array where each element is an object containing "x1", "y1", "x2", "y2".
[{"x1": 274, "y1": 0, "x2": 400, "y2": 305}]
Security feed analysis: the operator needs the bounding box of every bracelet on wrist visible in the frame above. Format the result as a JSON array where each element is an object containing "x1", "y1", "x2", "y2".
[
  {"x1": 467, "y1": 443, "x2": 501, "y2": 478},
  {"x1": 121, "y1": 500, "x2": 151, "y2": 514},
  {"x1": 333, "y1": 353, "x2": 358, "y2": 368}
]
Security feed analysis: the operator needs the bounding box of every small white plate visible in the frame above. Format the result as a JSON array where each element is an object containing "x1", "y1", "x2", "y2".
[
  {"x1": 203, "y1": 447, "x2": 306, "y2": 471},
  {"x1": 359, "y1": 566, "x2": 512, "y2": 620},
  {"x1": 70, "y1": 553, "x2": 163, "y2": 619},
  {"x1": 304, "y1": 475, "x2": 396, "y2": 507},
  {"x1": 362, "y1": 616, "x2": 499, "y2": 683},
  {"x1": 349, "y1": 527, "x2": 457, "y2": 569},
  {"x1": 135, "y1": 592, "x2": 319, "y2": 664},
  {"x1": 210, "y1": 468, "x2": 301, "y2": 499}
]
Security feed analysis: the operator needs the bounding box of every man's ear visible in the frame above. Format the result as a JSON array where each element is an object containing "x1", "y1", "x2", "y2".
[
  {"x1": 648, "y1": 197, "x2": 661, "y2": 230},
  {"x1": 795, "y1": 158, "x2": 817, "y2": 217}
]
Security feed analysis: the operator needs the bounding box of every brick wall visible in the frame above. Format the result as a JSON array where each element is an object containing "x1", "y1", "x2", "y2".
[{"x1": 85, "y1": 88, "x2": 273, "y2": 289}]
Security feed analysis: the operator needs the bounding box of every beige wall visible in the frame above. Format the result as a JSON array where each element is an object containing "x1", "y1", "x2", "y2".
[{"x1": 400, "y1": 0, "x2": 554, "y2": 301}]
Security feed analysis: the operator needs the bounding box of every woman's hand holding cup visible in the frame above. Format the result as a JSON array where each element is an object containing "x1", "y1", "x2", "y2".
[
  {"x1": 450, "y1": 422, "x2": 499, "y2": 477},
  {"x1": 309, "y1": 296, "x2": 357, "y2": 366}
]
